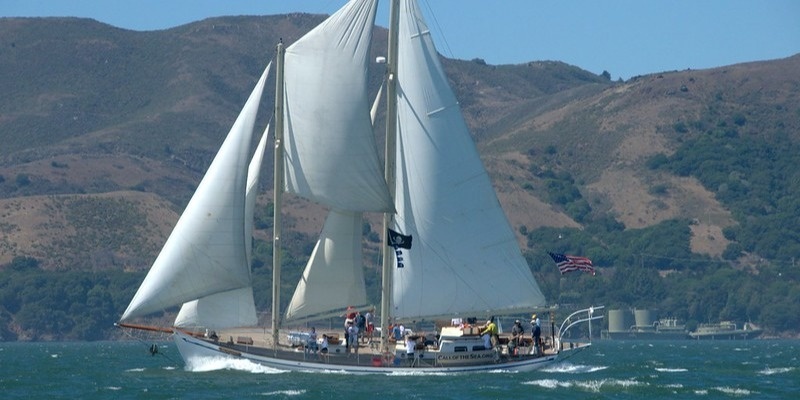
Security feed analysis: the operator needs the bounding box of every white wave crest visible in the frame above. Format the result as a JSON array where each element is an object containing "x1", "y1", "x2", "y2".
[
  {"x1": 260, "y1": 390, "x2": 306, "y2": 396},
  {"x1": 524, "y1": 378, "x2": 564, "y2": 389},
  {"x1": 655, "y1": 367, "x2": 688, "y2": 372},
  {"x1": 713, "y1": 386, "x2": 754, "y2": 396},
  {"x1": 525, "y1": 378, "x2": 645, "y2": 393},
  {"x1": 543, "y1": 362, "x2": 608, "y2": 374},
  {"x1": 758, "y1": 366, "x2": 794, "y2": 375}
]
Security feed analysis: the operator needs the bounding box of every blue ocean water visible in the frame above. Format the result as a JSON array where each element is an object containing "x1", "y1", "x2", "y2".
[{"x1": 1, "y1": 339, "x2": 797, "y2": 399}]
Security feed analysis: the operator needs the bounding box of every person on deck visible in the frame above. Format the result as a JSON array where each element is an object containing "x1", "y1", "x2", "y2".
[
  {"x1": 343, "y1": 306, "x2": 356, "y2": 350},
  {"x1": 391, "y1": 323, "x2": 402, "y2": 342},
  {"x1": 405, "y1": 334, "x2": 416, "y2": 366},
  {"x1": 480, "y1": 316, "x2": 499, "y2": 349},
  {"x1": 306, "y1": 327, "x2": 318, "y2": 355},
  {"x1": 531, "y1": 313, "x2": 542, "y2": 355},
  {"x1": 364, "y1": 309, "x2": 375, "y2": 344},
  {"x1": 509, "y1": 320, "x2": 524, "y2": 355},
  {"x1": 355, "y1": 312, "x2": 366, "y2": 343},
  {"x1": 347, "y1": 322, "x2": 359, "y2": 355},
  {"x1": 320, "y1": 334, "x2": 329, "y2": 362}
]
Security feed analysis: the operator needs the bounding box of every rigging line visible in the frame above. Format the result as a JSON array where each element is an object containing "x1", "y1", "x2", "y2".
[
  {"x1": 420, "y1": 0, "x2": 454, "y2": 60},
  {"x1": 120, "y1": 326, "x2": 180, "y2": 365}
]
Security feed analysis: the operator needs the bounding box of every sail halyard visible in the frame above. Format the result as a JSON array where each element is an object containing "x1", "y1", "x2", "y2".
[
  {"x1": 388, "y1": 0, "x2": 546, "y2": 321},
  {"x1": 120, "y1": 63, "x2": 271, "y2": 322}
]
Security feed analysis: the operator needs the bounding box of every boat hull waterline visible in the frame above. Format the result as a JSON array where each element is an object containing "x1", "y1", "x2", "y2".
[{"x1": 172, "y1": 330, "x2": 565, "y2": 374}]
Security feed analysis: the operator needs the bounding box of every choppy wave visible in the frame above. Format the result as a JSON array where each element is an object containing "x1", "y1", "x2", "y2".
[
  {"x1": 260, "y1": 390, "x2": 306, "y2": 396},
  {"x1": 524, "y1": 378, "x2": 646, "y2": 392},
  {"x1": 758, "y1": 366, "x2": 795, "y2": 375},
  {"x1": 713, "y1": 386, "x2": 755, "y2": 396},
  {"x1": 543, "y1": 362, "x2": 607, "y2": 373},
  {"x1": 655, "y1": 367, "x2": 688, "y2": 372}
]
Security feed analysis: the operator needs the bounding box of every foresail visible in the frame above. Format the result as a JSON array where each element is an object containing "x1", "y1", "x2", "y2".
[
  {"x1": 121, "y1": 64, "x2": 270, "y2": 321},
  {"x1": 283, "y1": 0, "x2": 392, "y2": 213},
  {"x1": 284, "y1": 209, "x2": 369, "y2": 322},
  {"x1": 174, "y1": 287, "x2": 258, "y2": 329},
  {"x1": 245, "y1": 121, "x2": 271, "y2": 264},
  {"x1": 390, "y1": 0, "x2": 546, "y2": 320},
  {"x1": 173, "y1": 120, "x2": 271, "y2": 329}
]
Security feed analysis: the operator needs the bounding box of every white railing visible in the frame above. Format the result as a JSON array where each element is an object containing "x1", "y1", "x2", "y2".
[{"x1": 556, "y1": 305, "x2": 605, "y2": 350}]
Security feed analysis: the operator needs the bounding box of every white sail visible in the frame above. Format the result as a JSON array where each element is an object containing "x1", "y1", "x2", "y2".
[
  {"x1": 174, "y1": 120, "x2": 271, "y2": 329},
  {"x1": 121, "y1": 64, "x2": 270, "y2": 321},
  {"x1": 245, "y1": 121, "x2": 271, "y2": 264},
  {"x1": 283, "y1": 0, "x2": 392, "y2": 213},
  {"x1": 174, "y1": 287, "x2": 258, "y2": 329},
  {"x1": 284, "y1": 209, "x2": 369, "y2": 322},
  {"x1": 390, "y1": 0, "x2": 546, "y2": 320}
]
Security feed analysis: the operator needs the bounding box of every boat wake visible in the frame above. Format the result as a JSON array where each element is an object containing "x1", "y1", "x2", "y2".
[{"x1": 184, "y1": 356, "x2": 286, "y2": 374}]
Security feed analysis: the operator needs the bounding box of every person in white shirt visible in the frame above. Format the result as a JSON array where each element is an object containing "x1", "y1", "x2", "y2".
[
  {"x1": 319, "y1": 334, "x2": 329, "y2": 361},
  {"x1": 531, "y1": 314, "x2": 542, "y2": 355},
  {"x1": 347, "y1": 323, "x2": 359, "y2": 355},
  {"x1": 405, "y1": 334, "x2": 416, "y2": 366}
]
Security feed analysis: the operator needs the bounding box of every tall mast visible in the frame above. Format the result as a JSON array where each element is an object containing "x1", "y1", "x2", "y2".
[
  {"x1": 380, "y1": 0, "x2": 400, "y2": 354},
  {"x1": 271, "y1": 41, "x2": 285, "y2": 350}
]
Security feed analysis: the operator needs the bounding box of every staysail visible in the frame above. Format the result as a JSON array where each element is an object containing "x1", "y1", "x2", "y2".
[
  {"x1": 284, "y1": 209, "x2": 370, "y2": 322},
  {"x1": 390, "y1": 0, "x2": 546, "y2": 320},
  {"x1": 173, "y1": 119, "x2": 271, "y2": 329},
  {"x1": 121, "y1": 64, "x2": 271, "y2": 321},
  {"x1": 282, "y1": 0, "x2": 391, "y2": 213},
  {"x1": 280, "y1": 0, "x2": 388, "y2": 322}
]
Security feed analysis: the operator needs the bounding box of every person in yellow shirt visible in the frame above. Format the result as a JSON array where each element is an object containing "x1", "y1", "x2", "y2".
[{"x1": 480, "y1": 316, "x2": 499, "y2": 349}]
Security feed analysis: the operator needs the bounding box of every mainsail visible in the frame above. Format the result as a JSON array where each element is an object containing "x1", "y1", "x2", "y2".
[
  {"x1": 121, "y1": 64, "x2": 271, "y2": 322},
  {"x1": 389, "y1": 0, "x2": 546, "y2": 320}
]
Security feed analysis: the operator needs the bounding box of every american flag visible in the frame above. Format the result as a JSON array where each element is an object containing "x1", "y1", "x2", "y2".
[{"x1": 548, "y1": 252, "x2": 596, "y2": 275}]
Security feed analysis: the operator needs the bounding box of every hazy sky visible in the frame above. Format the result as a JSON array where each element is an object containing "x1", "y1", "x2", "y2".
[{"x1": 3, "y1": 0, "x2": 799, "y2": 80}]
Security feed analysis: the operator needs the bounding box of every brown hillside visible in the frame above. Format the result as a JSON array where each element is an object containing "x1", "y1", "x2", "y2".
[{"x1": 0, "y1": 15, "x2": 798, "y2": 270}]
